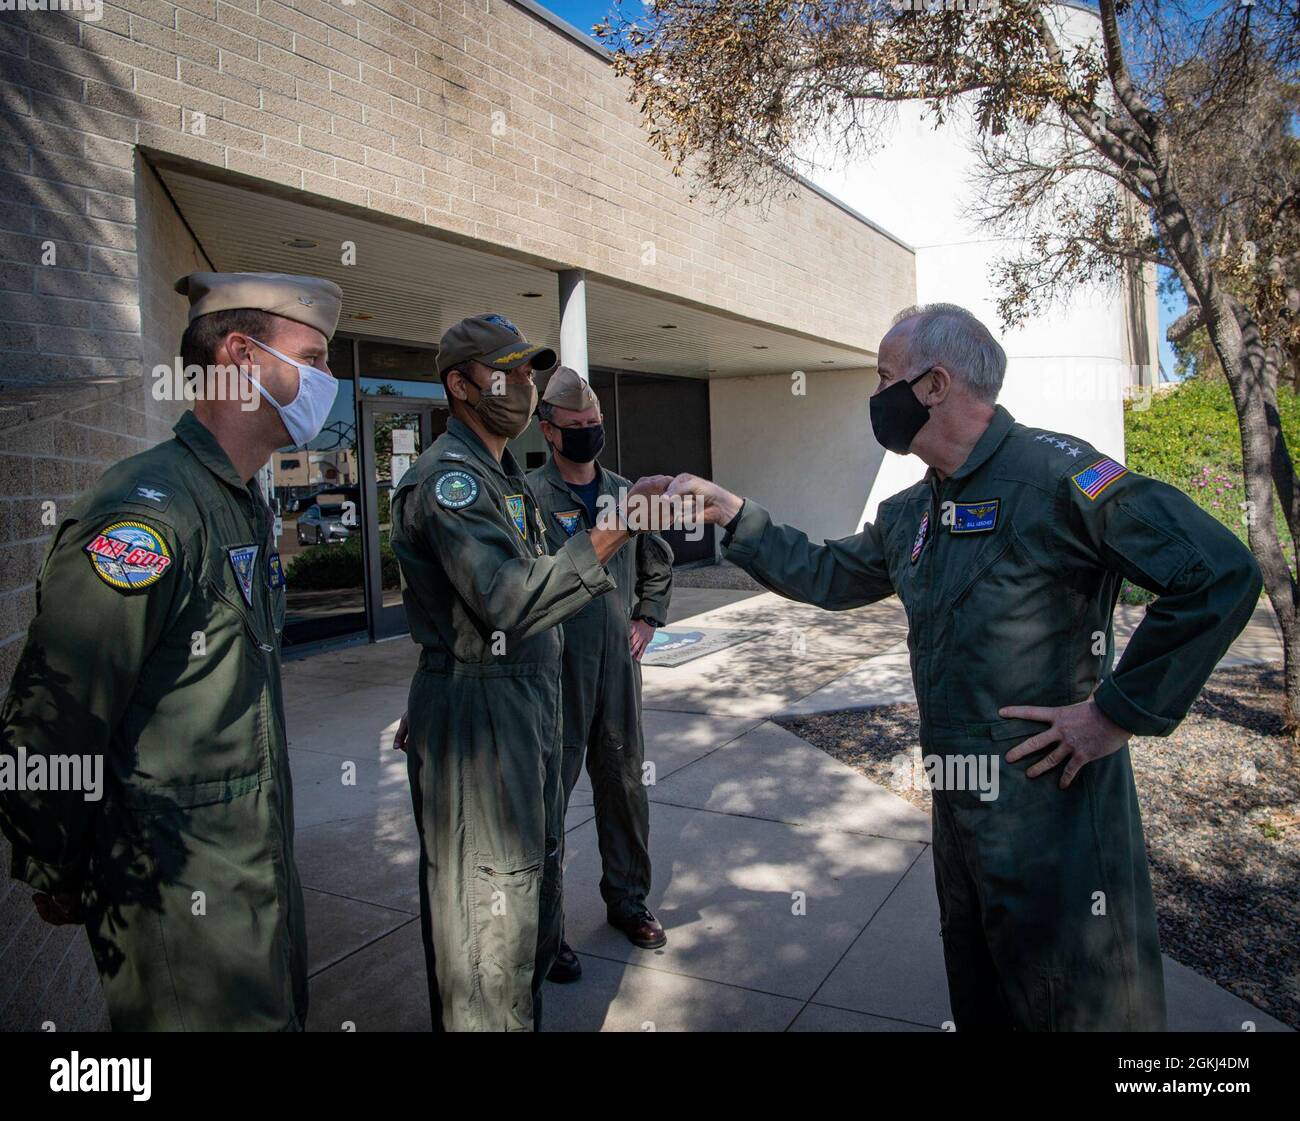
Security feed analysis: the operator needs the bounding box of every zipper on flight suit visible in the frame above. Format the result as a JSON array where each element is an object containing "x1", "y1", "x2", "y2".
[
  {"x1": 246, "y1": 481, "x2": 299, "y2": 1021},
  {"x1": 915, "y1": 474, "x2": 943, "y2": 735}
]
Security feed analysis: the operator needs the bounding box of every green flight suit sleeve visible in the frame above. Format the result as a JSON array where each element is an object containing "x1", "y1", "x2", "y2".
[
  {"x1": 413, "y1": 469, "x2": 617, "y2": 643},
  {"x1": 1060, "y1": 464, "x2": 1263, "y2": 736},
  {"x1": 632, "y1": 531, "x2": 674, "y2": 625},
  {"x1": 722, "y1": 499, "x2": 895, "y2": 610},
  {"x1": 1, "y1": 512, "x2": 186, "y2": 896}
]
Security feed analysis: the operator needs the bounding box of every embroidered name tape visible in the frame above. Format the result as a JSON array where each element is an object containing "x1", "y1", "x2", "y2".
[
  {"x1": 1072, "y1": 457, "x2": 1128, "y2": 500},
  {"x1": 85, "y1": 520, "x2": 173, "y2": 591},
  {"x1": 951, "y1": 499, "x2": 999, "y2": 534}
]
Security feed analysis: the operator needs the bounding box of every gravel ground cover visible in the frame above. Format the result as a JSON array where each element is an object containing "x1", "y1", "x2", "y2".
[{"x1": 670, "y1": 561, "x2": 763, "y2": 590}]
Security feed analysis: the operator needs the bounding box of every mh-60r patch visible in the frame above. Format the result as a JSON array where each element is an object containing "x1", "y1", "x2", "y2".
[{"x1": 85, "y1": 520, "x2": 173, "y2": 591}]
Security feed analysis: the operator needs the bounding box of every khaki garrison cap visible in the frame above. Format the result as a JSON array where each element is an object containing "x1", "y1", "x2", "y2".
[
  {"x1": 437, "y1": 313, "x2": 557, "y2": 376},
  {"x1": 541, "y1": 366, "x2": 599, "y2": 411},
  {"x1": 175, "y1": 272, "x2": 343, "y2": 339}
]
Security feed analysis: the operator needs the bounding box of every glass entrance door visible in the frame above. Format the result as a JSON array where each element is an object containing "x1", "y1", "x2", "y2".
[
  {"x1": 270, "y1": 343, "x2": 365, "y2": 648},
  {"x1": 360, "y1": 399, "x2": 446, "y2": 640}
]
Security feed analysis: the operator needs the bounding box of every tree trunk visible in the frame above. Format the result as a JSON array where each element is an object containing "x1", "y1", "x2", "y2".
[
  {"x1": 1280, "y1": 612, "x2": 1300, "y2": 743},
  {"x1": 1201, "y1": 292, "x2": 1300, "y2": 737}
]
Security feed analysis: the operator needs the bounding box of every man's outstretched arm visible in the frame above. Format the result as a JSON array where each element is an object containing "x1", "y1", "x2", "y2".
[{"x1": 660, "y1": 473, "x2": 894, "y2": 611}]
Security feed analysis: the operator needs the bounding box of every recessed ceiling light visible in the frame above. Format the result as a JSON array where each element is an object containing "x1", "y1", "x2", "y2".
[
  {"x1": 521, "y1": 292, "x2": 543, "y2": 298},
  {"x1": 282, "y1": 238, "x2": 318, "y2": 249}
]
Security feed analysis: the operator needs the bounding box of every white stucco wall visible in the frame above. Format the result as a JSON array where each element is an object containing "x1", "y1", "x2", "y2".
[
  {"x1": 709, "y1": 368, "x2": 881, "y2": 544},
  {"x1": 705, "y1": 5, "x2": 1149, "y2": 543},
  {"x1": 799, "y1": 2, "x2": 1137, "y2": 522}
]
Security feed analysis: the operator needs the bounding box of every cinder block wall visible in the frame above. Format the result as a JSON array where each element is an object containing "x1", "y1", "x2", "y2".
[
  {"x1": 0, "y1": 0, "x2": 912, "y2": 383},
  {"x1": 0, "y1": 153, "x2": 198, "y2": 684},
  {"x1": 0, "y1": 153, "x2": 197, "y2": 1033}
]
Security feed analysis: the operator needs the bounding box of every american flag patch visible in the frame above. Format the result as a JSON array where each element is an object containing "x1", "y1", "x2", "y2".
[
  {"x1": 911, "y1": 510, "x2": 929, "y2": 563},
  {"x1": 1071, "y1": 457, "x2": 1128, "y2": 500}
]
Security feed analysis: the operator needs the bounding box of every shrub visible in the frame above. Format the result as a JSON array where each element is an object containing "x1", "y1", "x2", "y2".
[
  {"x1": 286, "y1": 534, "x2": 400, "y2": 590},
  {"x1": 1125, "y1": 378, "x2": 1298, "y2": 576}
]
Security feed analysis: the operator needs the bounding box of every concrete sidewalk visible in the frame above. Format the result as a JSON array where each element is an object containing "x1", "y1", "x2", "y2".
[{"x1": 285, "y1": 591, "x2": 1291, "y2": 1032}]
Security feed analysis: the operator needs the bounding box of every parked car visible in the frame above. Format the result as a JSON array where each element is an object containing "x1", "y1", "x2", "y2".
[
  {"x1": 296, "y1": 504, "x2": 352, "y2": 546},
  {"x1": 289, "y1": 485, "x2": 361, "y2": 513}
]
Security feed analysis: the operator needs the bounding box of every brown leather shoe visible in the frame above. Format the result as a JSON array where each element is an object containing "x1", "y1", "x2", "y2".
[
  {"x1": 608, "y1": 907, "x2": 667, "y2": 949},
  {"x1": 547, "y1": 940, "x2": 582, "y2": 983}
]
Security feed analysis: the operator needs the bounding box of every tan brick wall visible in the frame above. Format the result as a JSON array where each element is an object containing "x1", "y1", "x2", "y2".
[
  {"x1": 0, "y1": 152, "x2": 198, "y2": 1033},
  {"x1": 0, "y1": 152, "x2": 196, "y2": 686},
  {"x1": 0, "y1": 381, "x2": 148, "y2": 1032},
  {"x1": 1, "y1": 1, "x2": 912, "y2": 399}
]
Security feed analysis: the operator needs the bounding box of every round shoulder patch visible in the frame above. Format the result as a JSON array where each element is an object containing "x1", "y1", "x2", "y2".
[
  {"x1": 84, "y1": 519, "x2": 174, "y2": 591},
  {"x1": 435, "y1": 469, "x2": 479, "y2": 510}
]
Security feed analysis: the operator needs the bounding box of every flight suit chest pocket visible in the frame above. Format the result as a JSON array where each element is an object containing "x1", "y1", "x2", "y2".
[
  {"x1": 201, "y1": 528, "x2": 273, "y2": 651},
  {"x1": 946, "y1": 525, "x2": 1020, "y2": 611},
  {"x1": 942, "y1": 524, "x2": 1052, "y2": 717}
]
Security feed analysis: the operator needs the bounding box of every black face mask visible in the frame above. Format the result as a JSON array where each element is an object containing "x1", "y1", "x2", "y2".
[
  {"x1": 552, "y1": 422, "x2": 605, "y2": 463},
  {"x1": 870, "y1": 369, "x2": 934, "y2": 455}
]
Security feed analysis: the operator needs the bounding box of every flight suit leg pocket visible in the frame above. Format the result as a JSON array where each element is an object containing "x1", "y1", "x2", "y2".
[
  {"x1": 470, "y1": 854, "x2": 543, "y2": 1031},
  {"x1": 1030, "y1": 960, "x2": 1139, "y2": 1031},
  {"x1": 459, "y1": 666, "x2": 557, "y2": 1029}
]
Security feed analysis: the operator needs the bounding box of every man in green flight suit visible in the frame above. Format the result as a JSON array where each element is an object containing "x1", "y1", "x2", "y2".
[
  {"x1": 657, "y1": 303, "x2": 1262, "y2": 1032},
  {"x1": 0, "y1": 271, "x2": 344, "y2": 1030},
  {"x1": 390, "y1": 315, "x2": 664, "y2": 1031},
  {"x1": 528, "y1": 367, "x2": 674, "y2": 982}
]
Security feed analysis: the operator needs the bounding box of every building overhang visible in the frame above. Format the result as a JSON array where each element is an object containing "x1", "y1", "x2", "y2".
[{"x1": 152, "y1": 158, "x2": 880, "y2": 380}]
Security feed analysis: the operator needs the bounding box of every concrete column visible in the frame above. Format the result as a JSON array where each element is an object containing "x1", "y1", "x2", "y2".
[{"x1": 558, "y1": 268, "x2": 589, "y2": 380}]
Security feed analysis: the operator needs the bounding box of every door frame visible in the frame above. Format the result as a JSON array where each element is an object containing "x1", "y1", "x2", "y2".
[{"x1": 359, "y1": 398, "x2": 443, "y2": 640}]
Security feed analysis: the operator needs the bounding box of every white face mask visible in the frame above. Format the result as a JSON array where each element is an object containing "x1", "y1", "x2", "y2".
[{"x1": 244, "y1": 337, "x2": 339, "y2": 447}]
